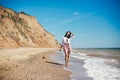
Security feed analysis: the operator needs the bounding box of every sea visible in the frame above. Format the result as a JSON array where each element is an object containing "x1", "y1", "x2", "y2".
[
  {"x1": 51, "y1": 48, "x2": 120, "y2": 80},
  {"x1": 71, "y1": 48, "x2": 120, "y2": 80}
]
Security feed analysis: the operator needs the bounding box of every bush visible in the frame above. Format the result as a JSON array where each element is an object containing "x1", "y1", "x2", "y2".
[
  {"x1": 1, "y1": 15, "x2": 4, "y2": 18},
  {"x1": 18, "y1": 18, "x2": 24, "y2": 25},
  {"x1": 8, "y1": 13, "x2": 12, "y2": 18},
  {"x1": 11, "y1": 16, "x2": 17, "y2": 23},
  {"x1": 20, "y1": 11, "x2": 31, "y2": 16},
  {"x1": 11, "y1": 31, "x2": 14, "y2": 34}
]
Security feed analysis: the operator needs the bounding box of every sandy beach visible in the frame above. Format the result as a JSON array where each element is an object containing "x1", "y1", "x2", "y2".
[
  {"x1": 51, "y1": 52, "x2": 93, "y2": 80},
  {"x1": 0, "y1": 48, "x2": 70, "y2": 80},
  {"x1": 1, "y1": 48, "x2": 119, "y2": 80}
]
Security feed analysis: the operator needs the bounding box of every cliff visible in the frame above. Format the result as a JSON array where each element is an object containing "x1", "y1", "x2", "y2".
[{"x1": 0, "y1": 6, "x2": 59, "y2": 48}]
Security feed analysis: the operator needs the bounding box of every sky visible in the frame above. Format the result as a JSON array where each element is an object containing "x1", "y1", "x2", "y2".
[{"x1": 0, "y1": 0, "x2": 120, "y2": 48}]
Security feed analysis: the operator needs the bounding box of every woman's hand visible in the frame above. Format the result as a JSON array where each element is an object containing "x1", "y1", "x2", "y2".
[
  {"x1": 60, "y1": 45, "x2": 63, "y2": 52},
  {"x1": 71, "y1": 32, "x2": 74, "y2": 36},
  {"x1": 60, "y1": 49, "x2": 62, "y2": 52}
]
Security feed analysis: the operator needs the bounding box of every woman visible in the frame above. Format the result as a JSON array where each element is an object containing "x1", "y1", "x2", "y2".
[{"x1": 60, "y1": 31, "x2": 74, "y2": 66}]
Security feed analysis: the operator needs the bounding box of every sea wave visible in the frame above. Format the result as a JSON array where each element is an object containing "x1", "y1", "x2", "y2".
[
  {"x1": 71, "y1": 52, "x2": 88, "y2": 60},
  {"x1": 83, "y1": 58, "x2": 120, "y2": 80},
  {"x1": 71, "y1": 52, "x2": 120, "y2": 80}
]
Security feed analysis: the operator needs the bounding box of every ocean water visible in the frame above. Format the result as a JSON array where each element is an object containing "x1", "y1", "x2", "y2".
[
  {"x1": 51, "y1": 51, "x2": 93, "y2": 80},
  {"x1": 71, "y1": 48, "x2": 120, "y2": 80}
]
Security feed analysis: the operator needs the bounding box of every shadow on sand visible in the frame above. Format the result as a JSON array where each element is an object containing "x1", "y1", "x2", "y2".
[{"x1": 45, "y1": 61, "x2": 64, "y2": 66}]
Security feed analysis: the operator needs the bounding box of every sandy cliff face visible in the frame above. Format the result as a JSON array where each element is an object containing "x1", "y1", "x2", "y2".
[{"x1": 0, "y1": 6, "x2": 59, "y2": 48}]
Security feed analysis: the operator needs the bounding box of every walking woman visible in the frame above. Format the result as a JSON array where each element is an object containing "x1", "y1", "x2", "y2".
[{"x1": 60, "y1": 31, "x2": 74, "y2": 66}]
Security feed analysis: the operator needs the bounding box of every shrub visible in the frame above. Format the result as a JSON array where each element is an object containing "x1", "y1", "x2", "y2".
[
  {"x1": 20, "y1": 11, "x2": 31, "y2": 16},
  {"x1": 1, "y1": 15, "x2": 4, "y2": 18},
  {"x1": 18, "y1": 18, "x2": 24, "y2": 24},
  {"x1": 11, "y1": 31, "x2": 14, "y2": 34},
  {"x1": 8, "y1": 13, "x2": 12, "y2": 18},
  {"x1": 25, "y1": 36, "x2": 28, "y2": 39},
  {"x1": 11, "y1": 16, "x2": 17, "y2": 23}
]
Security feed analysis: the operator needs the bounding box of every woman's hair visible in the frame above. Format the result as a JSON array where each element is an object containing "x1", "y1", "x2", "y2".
[{"x1": 64, "y1": 31, "x2": 72, "y2": 38}]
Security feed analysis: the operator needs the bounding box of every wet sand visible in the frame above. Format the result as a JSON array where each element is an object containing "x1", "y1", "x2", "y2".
[
  {"x1": 51, "y1": 52, "x2": 93, "y2": 80},
  {"x1": 0, "y1": 48, "x2": 70, "y2": 80}
]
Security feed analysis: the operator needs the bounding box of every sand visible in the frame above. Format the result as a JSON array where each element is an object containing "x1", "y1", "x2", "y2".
[
  {"x1": 0, "y1": 48, "x2": 70, "y2": 80},
  {"x1": 51, "y1": 53, "x2": 93, "y2": 80}
]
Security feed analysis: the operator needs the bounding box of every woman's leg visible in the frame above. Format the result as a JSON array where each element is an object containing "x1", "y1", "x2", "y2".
[
  {"x1": 63, "y1": 44, "x2": 71, "y2": 66},
  {"x1": 66, "y1": 51, "x2": 70, "y2": 65},
  {"x1": 64, "y1": 49, "x2": 68, "y2": 66},
  {"x1": 66, "y1": 45, "x2": 71, "y2": 66}
]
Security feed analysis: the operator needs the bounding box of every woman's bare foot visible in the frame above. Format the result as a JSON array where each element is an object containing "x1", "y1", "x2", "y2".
[{"x1": 65, "y1": 63, "x2": 68, "y2": 66}]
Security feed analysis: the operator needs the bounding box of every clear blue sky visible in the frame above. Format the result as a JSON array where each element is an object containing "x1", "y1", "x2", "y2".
[{"x1": 0, "y1": 0, "x2": 120, "y2": 48}]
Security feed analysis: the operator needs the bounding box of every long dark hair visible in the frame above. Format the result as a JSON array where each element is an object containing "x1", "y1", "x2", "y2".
[{"x1": 64, "y1": 31, "x2": 72, "y2": 38}]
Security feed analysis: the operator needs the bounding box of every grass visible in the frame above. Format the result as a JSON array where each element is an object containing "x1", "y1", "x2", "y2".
[
  {"x1": 0, "y1": 31, "x2": 1, "y2": 34},
  {"x1": 11, "y1": 16, "x2": 17, "y2": 23},
  {"x1": 1, "y1": 15, "x2": 4, "y2": 18},
  {"x1": 11, "y1": 31, "x2": 14, "y2": 35}
]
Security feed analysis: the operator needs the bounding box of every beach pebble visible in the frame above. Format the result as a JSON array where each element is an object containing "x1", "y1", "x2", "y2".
[{"x1": 42, "y1": 55, "x2": 46, "y2": 59}]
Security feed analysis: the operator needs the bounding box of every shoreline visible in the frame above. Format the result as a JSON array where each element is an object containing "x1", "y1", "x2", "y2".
[
  {"x1": 50, "y1": 51, "x2": 93, "y2": 80},
  {"x1": 0, "y1": 48, "x2": 70, "y2": 80},
  {"x1": 71, "y1": 48, "x2": 120, "y2": 80}
]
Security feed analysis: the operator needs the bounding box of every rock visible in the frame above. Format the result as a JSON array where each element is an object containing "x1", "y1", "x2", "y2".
[{"x1": 42, "y1": 55, "x2": 45, "y2": 59}]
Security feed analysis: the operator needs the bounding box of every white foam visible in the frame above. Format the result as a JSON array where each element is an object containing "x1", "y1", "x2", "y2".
[
  {"x1": 71, "y1": 53, "x2": 120, "y2": 80},
  {"x1": 110, "y1": 59, "x2": 119, "y2": 64},
  {"x1": 83, "y1": 58, "x2": 120, "y2": 80},
  {"x1": 71, "y1": 52, "x2": 89, "y2": 60},
  {"x1": 64, "y1": 67, "x2": 71, "y2": 72}
]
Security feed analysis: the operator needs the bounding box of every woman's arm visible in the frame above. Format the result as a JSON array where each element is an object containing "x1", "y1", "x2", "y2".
[
  {"x1": 71, "y1": 32, "x2": 75, "y2": 38},
  {"x1": 60, "y1": 37, "x2": 64, "y2": 51},
  {"x1": 72, "y1": 33, "x2": 74, "y2": 36},
  {"x1": 60, "y1": 45, "x2": 63, "y2": 52}
]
